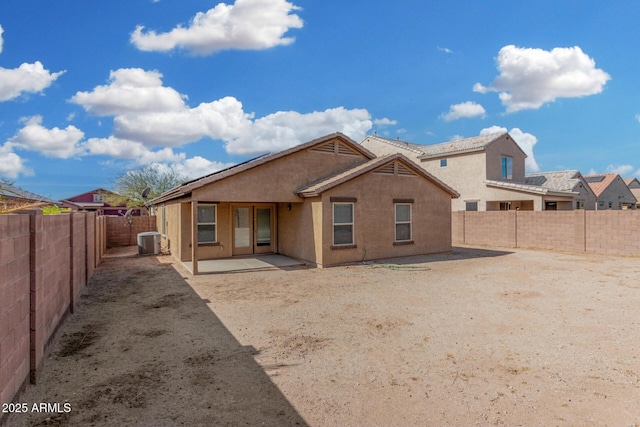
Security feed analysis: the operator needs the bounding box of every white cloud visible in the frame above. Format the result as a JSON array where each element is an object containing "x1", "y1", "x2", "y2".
[
  {"x1": 605, "y1": 164, "x2": 634, "y2": 176},
  {"x1": 474, "y1": 45, "x2": 610, "y2": 113},
  {"x1": 73, "y1": 68, "x2": 373, "y2": 156},
  {"x1": 480, "y1": 126, "x2": 540, "y2": 172},
  {"x1": 441, "y1": 101, "x2": 486, "y2": 121},
  {"x1": 114, "y1": 96, "x2": 253, "y2": 146},
  {"x1": 0, "y1": 62, "x2": 65, "y2": 102},
  {"x1": 0, "y1": 143, "x2": 30, "y2": 178},
  {"x1": 171, "y1": 156, "x2": 235, "y2": 179},
  {"x1": 636, "y1": 114, "x2": 640, "y2": 122},
  {"x1": 225, "y1": 107, "x2": 372, "y2": 155},
  {"x1": 7, "y1": 116, "x2": 85, "y2": 158},
  {"x1": 70, "y1": 68, "x2": 186, "y2": 115},
  {"x1": 130, "y1": 0, "x2": 304, "y2": 55},
  {"x1": 437, "y1": 46, "x2": 453, "y2": 54},
  {"x1": 373, "y1": 117, "x2": 397, "y2": 126}
]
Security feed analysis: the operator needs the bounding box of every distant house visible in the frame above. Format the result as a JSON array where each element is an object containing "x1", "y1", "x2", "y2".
[
  {"x1": 524, "y1": 170, "x2": 596, "y2": 210},
  {"x1": 584, "y1": 174, "x2": 637, "y2": 210},
  {"x1": 361, "y1": 132, "x2": 591, "y2": 211},
  {"x1": 60, "y1": 188, "x2": 143, "y2": 215},
  {"x1": 0, "y1": 183, "x2": 57, "y2": 212},
  {"x1": 149, "y1": 133, "x2": 459, "y2": 270},
  {"x1": 623, "y1": 178, "x2": 640, "y2": 209}
]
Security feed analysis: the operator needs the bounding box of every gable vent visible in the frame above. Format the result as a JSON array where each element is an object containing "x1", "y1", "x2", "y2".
[
  {"x1": 311, "y1": 142, "x2": 336, "y2": 154},
  {"x1": 373, "y1": 162, "x2": 395, "y2": 175},
  {"x1": 397, "y1": 163, "x2": 417, "y2": 177},
  {"x1": 337, "y1": 142, "x2": 360, "y2": 156}
]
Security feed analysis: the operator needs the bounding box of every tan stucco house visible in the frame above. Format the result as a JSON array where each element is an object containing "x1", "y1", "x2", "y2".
[
  {"x1": 584, "y1": 174, "x2": 637, "y2": 210},
  {"x1": 149, "y1": 133, "x2": 459, "y2": 272},
  {"x1": 361, "y1": 132, "x2": 594, "y2": 211}
]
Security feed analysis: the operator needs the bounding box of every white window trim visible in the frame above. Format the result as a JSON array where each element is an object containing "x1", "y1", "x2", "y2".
[
  {"x1": 394, "y1": 203, "x2": 412, "y2": 242},
  {"x1": 197, "y1": 204, "x2": 217, "y2": 244},
  {"x1": 440, "y1": 158, "x2": 447, "y2": 167},
  {"x1": 332, "y1": 202, "x2": 354, "y2": 246}
]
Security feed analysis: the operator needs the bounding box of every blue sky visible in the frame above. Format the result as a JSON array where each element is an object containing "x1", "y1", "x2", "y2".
[{"x1": 1, "y1": 0, "x2": 639, "y2": 200}]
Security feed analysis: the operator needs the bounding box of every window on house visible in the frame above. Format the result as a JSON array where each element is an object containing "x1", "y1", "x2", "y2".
[
  {"x1": 576, "y1": 200, "x2": 584, "y2": 209},
  {"x1": 608, "y1": 202, "x2": 613, "y2": 209},
  {"x1": 440, "y1": 159, "x2": 447, "y2": 167},
  {"x1": 333, "y1": 203, "x2": 354, "y2": 246},
  {"x1": 499, "y1": 202, "x2": 511, "y2": 211},
  {"x1": 465, "y1": 201, "x2": 478, "y2": 211},
  {"x1": 197, "y1": 204, "x2": 217, "y2": 244},
  {"x1": 395, "y1": 204, "x2": 412, "y2": 242},
  {"x1": 501, "y1": 156, "x2": 513, "y2": 180},
  {"x1": 93, "y1": 193, "x2": 105, "y2": 202}
]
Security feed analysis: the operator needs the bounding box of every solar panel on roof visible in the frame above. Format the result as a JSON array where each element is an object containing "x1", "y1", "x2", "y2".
[{"x1": 584, "y1": 176, "x2": 605, "y2": 183}]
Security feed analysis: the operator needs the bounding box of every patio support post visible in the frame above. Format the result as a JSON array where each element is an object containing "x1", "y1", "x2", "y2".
[{"x1": 191, "y1": 200, "x2": 199, "y2": 275}]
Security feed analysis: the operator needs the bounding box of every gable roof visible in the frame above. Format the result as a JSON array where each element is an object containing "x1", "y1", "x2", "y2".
[
  {"x1": 62, "y1": 188, "x2": 113, "y2": 202},
  {"x1": 360, "y1": 134, "x2": 426, "y2": 155},
  {"x1": 524, "y1": 170, "x2": 588, "y2": 193},
  {"x1": 296, "y1": 153, "x2": 459, "y2": 198},
  {"x1": 582, "y1": 173, "x2": 619, "y2": 197},
  {"x1": 623, "y1": 177, "x2": 640, "y2": 188},
  {"x1": 418, "y1": 132, "x2": 527, "y2": 160},
  {"x1": 150, "y1": 133, "x2": 376, "y2": 205},
  {"x1": 484, "y1": 179, "x2": 579, "y2": 197},
  {"x1": 0, "y1": 182, "x2": 55, "y2": 203}
]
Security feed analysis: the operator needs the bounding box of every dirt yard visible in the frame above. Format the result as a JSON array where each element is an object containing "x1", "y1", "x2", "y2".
[{"x1": 6, "y1": 246, "x2": 640, "y2": 426}]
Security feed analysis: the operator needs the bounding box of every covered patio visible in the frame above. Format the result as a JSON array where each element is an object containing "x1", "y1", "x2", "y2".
[{"x1": 182, "y1": 254, "x2": 307, "y2": 274}]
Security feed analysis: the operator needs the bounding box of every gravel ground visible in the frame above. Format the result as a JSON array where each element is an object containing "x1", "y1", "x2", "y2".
[{"x1": 6, "y1": 245, "x2": 640, "y2": 426}]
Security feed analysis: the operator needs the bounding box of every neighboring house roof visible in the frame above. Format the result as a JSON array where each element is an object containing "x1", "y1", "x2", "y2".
[
  {"x1": 484, "y1": 179, "x2": 578, "y2": 197},
  {"x1": 362, "y1": 132, "x2": 527, "y2": 161},
  {"x1": 360, "y1": 134, "x2": 426, "y2": 155},
  {"x1": 296, "y1": 153, "x2": 459, "y2": 198},
  {"x1": 524, "y1": 170, "x2": 587, "y2": 193},
  {"x1": 0, "y1": 182, "x2": 55, "y2": 203},
  {"x1": 418, "y1": 132, "x2": 527, "y2": 160},
  {"x1": 582, "y1": 173, "x2": 619, "y2": 197},
  {"x1": 623, "y1": 177, "x2": 640, "y2": 188},
  {"x1": 150, "y1": 133, "x2": 376, "y2": 205}
]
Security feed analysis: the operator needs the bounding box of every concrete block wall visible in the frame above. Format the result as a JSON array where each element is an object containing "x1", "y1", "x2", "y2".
[
  {"x1": 586, "y1": 211, "x2": 640, "y2": 255},
  {"x1": 451, "y1": 211, "x2": 465, "y2": 244},
  {"x1": 31, "y1": 214, "x2": 71, "y2": 383},
  {"x1": 464, "y1": 211, "x2": 516, "y2": 247},
  {"x1": 0, "y1": 215, "x2": 31, "y2": 408},
  {"x1": 106, "y1": 215, "x2": 156, "y2": 248},
  {"x1": 1, "y1": 211, "x2": 108, "y2": 416},
  {"x1": 453, "y1": 210, "x2": 640, "y2": 256},
  {"x1": 516, "y1": 211, "x2": 586, "y2": 252}
]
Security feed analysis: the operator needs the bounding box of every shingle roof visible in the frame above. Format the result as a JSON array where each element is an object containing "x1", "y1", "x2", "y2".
[
  {"x1": 296, "y1": 153, "x2": 459, "y2": 198},
  {"x1": 0, "y1": 182, "x2": 54, "y2": 203},
  {"x1": 524, "y1": 170, "x2": 584, "y2": 192},
  {"x1": 582, "y1": 173, "x2": 618, "y2": 197},
  {"x1": 418, "y1": 132, "x2": 511, "y2": 159},
  {"x1": 361, "y1": 134, "x2": 426, "y2": 155},
  {"x1": 149, "y1": 133, "x2": 375, "y2": 204},
  {"x1": 484, "y1": 179, "x2": 578, "y2": 196}
]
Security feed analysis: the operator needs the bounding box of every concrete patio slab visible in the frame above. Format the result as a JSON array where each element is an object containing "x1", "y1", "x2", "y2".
[{"x1": 182, "y1": 254, "x2": 307, "y2": 274}]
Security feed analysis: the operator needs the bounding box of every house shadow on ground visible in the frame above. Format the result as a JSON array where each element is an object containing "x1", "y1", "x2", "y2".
[
  {"x1": 8, "y1": 248, "x2": 307, "y2": 427},
  {"x1": 359, "y1": 245, "x2": 513, "y2": 268}
]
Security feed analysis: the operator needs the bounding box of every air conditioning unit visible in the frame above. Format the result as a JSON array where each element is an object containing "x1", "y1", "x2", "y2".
[{"x1": 137, "y1": 231, "x2": 161, "y2": 255}]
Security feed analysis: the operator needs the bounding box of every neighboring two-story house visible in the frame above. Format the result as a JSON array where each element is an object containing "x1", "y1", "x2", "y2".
[
  {"x1": 60, "y1": 188, "x2": 144, "y2": 215},
  {"x1": 361, "y1": 132, "x2": 593, "y2": 211},
  {"x1": 584, "y1": 174, "x2": 637, "y2": 210}
]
